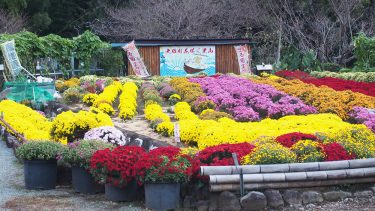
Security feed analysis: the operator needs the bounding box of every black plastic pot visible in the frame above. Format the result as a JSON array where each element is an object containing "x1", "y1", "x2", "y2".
[
  {"x1": 72, "y1": 166, "x2": 104, "y2": 194},
  {"x1": 24, "y1": 159, "x2": 57, "y2": 190},
  {"x1": 145, "y1": 183, "x2": 180, "y2": 210},
  {"x1": 105, "y1": 180, "x2": 138, "y2": 202}
]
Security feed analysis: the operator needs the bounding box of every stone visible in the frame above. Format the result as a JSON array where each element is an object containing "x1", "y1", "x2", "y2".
[
  {"x1": 264, "y1": 189, "x2": 284, "y2": 208},
  {"x1": 370, "y1": 186, "x2": 375, "y2": 193},
  {"x1": 282, "y1": 190, "x2": 302, "y2": 205},
  {"x1": 354, "y1": 190, "x2": 373, "y2": 198},
  {"x1": 306, "y1": 204, "x2": 316, "y2": 209},
  {"x1": 217, "y1": 191, "x2": 241, "y2": 211},
  {"x1": 302, "y1": 191, "x2": 323, "y2": 204},
  {"x1": 323, "y1": 191, "x2": 351, "y2": 201},
  {"x1": 240, "y1": 191, "x2": 267, "y2": 211},
  {"x1": 196, "y1": 200, "x2": 209, "y2": 211}
]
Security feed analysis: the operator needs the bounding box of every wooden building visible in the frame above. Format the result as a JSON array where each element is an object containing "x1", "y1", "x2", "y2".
[{"x1": 112, "y1": 39, "x2": 255, "y2": 76}]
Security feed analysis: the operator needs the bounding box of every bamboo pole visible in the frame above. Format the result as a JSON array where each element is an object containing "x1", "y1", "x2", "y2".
[
  {"x1": 209, "y1": 167, "x2": 375, "y2": 184},
  {"x1": 209, "y1": 177, "x2": 375, "y2": 192},
  {"x1": 0, "y1": 113, "x2": 27, "y2": 143},
  {"x1": 200, "y1": 158, "x2": 375, "y2": 176}
]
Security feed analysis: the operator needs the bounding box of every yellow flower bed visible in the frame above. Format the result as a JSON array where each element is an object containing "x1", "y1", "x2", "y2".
[
  {"x1": 323, "y1": 128, "x2": 375, "y2": 158},
  {"x1": 251, "y1": 77, "x2": 375, "y2": 120},
  {"x1": 241, "y1": 143, "x2": 297, "y2": 165},
  {"x1": 174, "y1": 102, "x2": 199, "y2": 121},
  {"x1": 82, "y1": 93, "x2": 99, "y2": 106},
  {"x1": 118, "y1": 82, "x2": 138, "y2": 120},
  {"x1": 93, "y1": 81, "x2": 122, "y2": 108},
  {"x1": 177, "y1": 108, "x2": 373, "y2": 150},
  {"x1": 98, "y1": 103, "x2": 115, "y2": 115},
  {"x1": 0, "y1": 100, "x2": 51, "y2": 140},
  {"x1": 144, "y1": 103, "x2": 174, "y2": 137},
  {"x1": 51, "y1": 108, "x2": 113, "y2": 144},
  {"x1": 144, "y1": 103, "x2": 170, "y2": 122}
]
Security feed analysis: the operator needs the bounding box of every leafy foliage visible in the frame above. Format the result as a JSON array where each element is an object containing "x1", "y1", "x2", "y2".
[
  {"x1": 16, "y1": 141, "x2": 65, "y2": 160},
  {"x1": 61, "y1": 140, "x2": 114, "y2": 170},
  {"x1": 354, "y1": 33, "x2": 375, "y2": 71}
]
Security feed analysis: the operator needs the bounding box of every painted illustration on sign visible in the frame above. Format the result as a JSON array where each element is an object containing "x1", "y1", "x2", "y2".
[{"x1": 160, "y1": 46, "x2": 215, "y2": 76}]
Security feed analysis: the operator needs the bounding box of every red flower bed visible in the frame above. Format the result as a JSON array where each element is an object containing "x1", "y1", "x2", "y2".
[
  {"x1": 276, "y1": 70, "x2": 375, "y2": 97},
  {"x1": 276, "y1": 132, "x2": 319, "y2": 148},
  {"x1": 275, "y1": 70, "x2": 313, "y2": 80},
  {"x1": 135, "y1": 146, "x2": 193, "y2": 184},
  {"x1": 192, "y1": 143, "x2": 255, "y2": 180},
  {"x1": 320, "y1": 143, "x2": 356, "y2": 161},
  {"x1": 90, "y1": 146, "x2": 146, "y2": 187}
]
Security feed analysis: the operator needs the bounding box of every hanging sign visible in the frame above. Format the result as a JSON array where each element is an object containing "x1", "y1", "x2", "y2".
[
  {"x1": 122, "y1": 41, "x2": 150, "y2": 77},
  {"x1": 234, "y1": 45, "x2": 251, "y2": 74}
]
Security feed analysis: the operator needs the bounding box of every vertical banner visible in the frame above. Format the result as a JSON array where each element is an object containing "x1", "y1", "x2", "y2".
[
  {"x1": 160, "y1": 46, "x2": 216, "y2": 76},
  {"x1": 234, "y1": 45, "x2": 251, "y2": 74},
  {"x1": 122, "y1": 41, "x2": 150, "y2": 77}
]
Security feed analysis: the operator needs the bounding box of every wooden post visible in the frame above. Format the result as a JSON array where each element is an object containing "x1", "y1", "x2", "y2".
[
  {"x1": 0, "y1": 113, "x2": 27, "y2": 143},
  {"x1": 232, "y1": 153, "x2": 244, "y2": 197}
]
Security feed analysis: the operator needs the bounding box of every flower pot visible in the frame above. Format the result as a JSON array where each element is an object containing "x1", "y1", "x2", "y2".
[
  {"x1": 105, "y1": 180, "x2": 138, "y2": 202},
  {"x1": 24, "y1": 159, "x2": 57, "y2": 190},
  {"x1": 145, "y1": 183, "x2": 180, "y2": 210},
  {"x1": 72, "y1": 166, "x2": 104, "y2": 194}
]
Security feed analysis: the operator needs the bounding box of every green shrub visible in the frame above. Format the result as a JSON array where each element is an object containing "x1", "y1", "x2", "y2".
[
  {"x1": 63, "y1": 87, "x2": 82, "y2": 103},
  {"x1": 61, "y1": 140, "x2": 114, "y2": 170},
  {"x1": 16, "y1": 141, "x2": 65, "y2": 160}
]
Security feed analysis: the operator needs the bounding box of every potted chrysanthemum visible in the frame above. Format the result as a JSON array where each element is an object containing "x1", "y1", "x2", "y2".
[
  {"x1": 90, "y1": 146, "x2": 146, "y2": 202},
  {"x1": 135, "y1": 146, "x2": 193, "y2": 210},
  {"x1": 61, "y1": 140, "x2": 114, "y2": 194},
  {"x1": 16, "y1": 141, "x2": 65, "y2": 190}
]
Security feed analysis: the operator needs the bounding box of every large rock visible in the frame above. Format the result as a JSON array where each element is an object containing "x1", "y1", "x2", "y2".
[
  {"x1": 282, "y1": 190, "x2": 302, "y2": 205},
  {"x1": 240, "y1": 191, "x2": 267, "y2": 211},
  {"x1": 302, "y1": 191, "x2": 323, "y2": 204},
  {"x1": 354, "y1": 191, "x2": 373, "y2": 198},
  {"x1": 264, "y1": 189, "x2": 284, "y2": 208},
  {"x1": 217, "y1": 191, "x2": 241, "y2": 211},
  {"x1": 323, "y1": 191, "x2": 351, "y2": 201}
]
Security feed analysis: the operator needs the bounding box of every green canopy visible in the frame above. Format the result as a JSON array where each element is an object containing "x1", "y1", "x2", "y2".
[{"x1": 2, "y1": 82, "x2": 55, "y2": 103}]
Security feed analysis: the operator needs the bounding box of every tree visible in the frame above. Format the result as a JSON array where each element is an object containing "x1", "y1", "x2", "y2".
[
  {"x1": 0, "y1": 9, "x2": 27, "y2": 33},
  {"x1": 91, "y1": 0, "x2": 261, "y2": 40}
]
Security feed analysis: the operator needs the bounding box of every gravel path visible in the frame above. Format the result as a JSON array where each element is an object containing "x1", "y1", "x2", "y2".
[{"x1": 0, "y1": 140, "x2": 147, "y2": 211}]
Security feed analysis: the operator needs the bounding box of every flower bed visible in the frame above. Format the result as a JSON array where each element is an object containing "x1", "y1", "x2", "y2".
[
  {"x1": 252, "y1": 76, "x2": 375, "y2": 120},
  {"x1": 170, "y1": 78, "x2": 206, "y2": 106},
  {"x1": 118, "y1": 82, "x2": 138, "y2": 120},
  {"x1": 0, "y1": 100, "x2": 51, "y2": 140},
  {"x1": 349, "y1": 107, "x2": 375, "y2": 133},
  {"x1": 310, "y1": 71, "x2": 375, "y2": 83},
  {"x1": 92, "y1": 81, "x2": 122, "y2": 114},
  {"x1": 276, "y1": 70, "x2": 375, "y2": 97},
  {"x1": 51, "y1": 109, "x2": 113, "y2": 144},
  {"x1": 190, "y1": 75, "x2": 317, "y2": 121}
]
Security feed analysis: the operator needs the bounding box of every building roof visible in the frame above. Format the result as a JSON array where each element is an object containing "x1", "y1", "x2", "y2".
[{"x1": 111, "y1": 38, "x2": 255, "y2": 48}]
